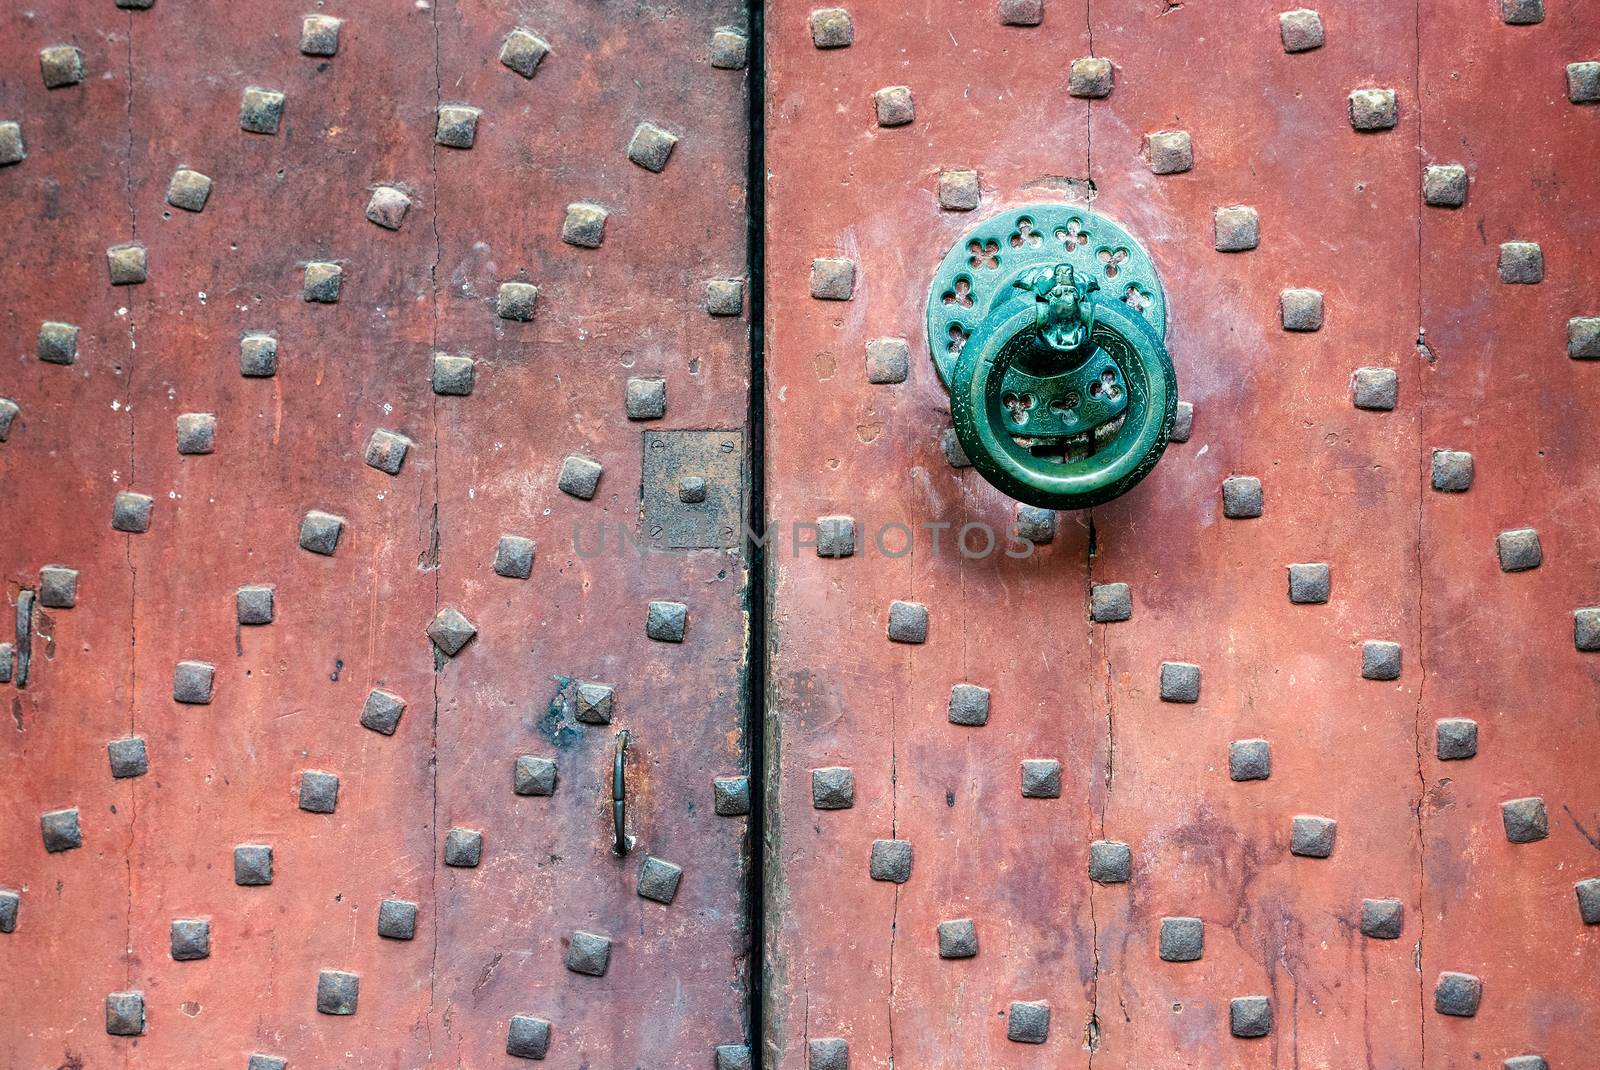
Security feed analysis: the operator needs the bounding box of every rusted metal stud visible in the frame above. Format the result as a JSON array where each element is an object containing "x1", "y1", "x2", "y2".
[
  {"x1": 1090, "y1": 583, "x2": 1131, "y2": 622},
  {"x1": 241, "y1": 332, "x2": 277, "y2": 377},
  {"x1": 1160, "y1": 916, "x2": 1204, "y2": 961},
  {"x1": 1171, "y1": 399, "x2": 1194, "y2": 437},
  {"x1": 646, "y1": 601, "x2": 689, "y2": 642},
  {"x1": 1089, "y1": 840, "x2": 1131, "y2": 883},
  {"x1": 713, "y1": 776, "x2": 750, "y2": 815},
  {"x1": 106, "y1": 243, "x2": 148, "y2": 286},
  {"x1": 298, "y1": 770, "x2": 340, "y2": 813},
  {"x1": 0, "y1": 122, "x2": 23, "y2": 166},
  {"x1": 815, "y1": 515, "x2": 856, "y2": 557},
  {"x1": 873, "y1": 86, "x2": 915, "y2": 127},
  {"x1": 809, "y1": 1038, "x2": 849, "y2": 1069},
  {"x1": 625, "y1": 377, "x2": 667, "y2": 420},
  {"x1": 810, "y1": 258, "x2": 856, "y2": 300},
  {"x1": 40, "y1": 808, "x2": 82, "y2": 852},
  {"x1": 948, "y1": 684, "x2": 990, "y2": 726},
  {"x1": 0, "y1": 888, "x2": 17, "y2": 933},
  {"x1": 938, "y1": 169, "x2": 980, "y2": 212},
  {"x1": 37, "y1": 321, "x2": 79, "y2": 365},
  {"x1": 427, "y1": 607, "x2": 478, "y2": 657},
  {"x1": 316, "y1": 970, "x2": 359, "y2": 1015},
  {"x1": 1570, "y1": 63, "x2": 1600, "y2": 104},
  {"x1": 299, "y1": 510, "x2": 346, "y2": 555},
  {"x1": 628, "y1": 121, "x2": 679, "y2": 172},
  {"x1": 363, "y1": 429, "x2": 411, "y2": 475},
  {"x1": 1501, "y1": 796, "x2": 1548, "y2": 843},
  {"x1": 1159, "y1": 661, "x2": 1200, "y2": 703},
  {"x1": 706, "y1": 278, "x2": 745, "y2": 315},
  {"x1": 678, "y1": 476, "x2": 707, "y2": 503},
  {"x1": 866, "y1": 338, "x2": 910, "y2": 383},
  {"x1": 1016, "y1": 506, "x2": 1057, "y2": 544},
  {"x1": 435, "y1": 105, "x2": 480, "y2": 148},
  {"x1": 360, "y1": 688, "x2": 404, "y2": 735},
  {"x1": 105, "y1": 991, "x2": 144, "y2": 1036},
  {"x1": 303, "y1": 261, "x2": 343, "y2": 303},
  {"x1": 1352, "y1": 367, "x2": 1398, "y2": 410},
  {"x1": 942, "y1": 427, "x2": 973, "y2": 468},
  {"x1": 1431, "y1": 449, "x2": 1473, "y2": 491},
  {"x1": 710, "y1": 27, "x2": 749, "y2": 69},
  {"x1": 496, "y1": 281, "x2": 539, "y2": 321},
  {"x1": 173, "y1": 660, "x2": 214, "y2": 704},
  {"x1": 432, "y1": 353, "x2": 474, "y2": 395},
  {"x1": 0, "y1": 643, "x2": 12, "y2": 683},
  {"x1": 1229, "y1": 739, "x2": 1271, "y2": 781},
  {"x1": 365, "y1": 186, "x2": 411, "y2": 230},
  {"x1": 1287, "y1": 563, "x2": 1330, "y2": 603},
  {"x1": 565, "y1": 930, "x2": 612, "y2": 976},
  {"x1": 240, "y1": 87, "x2": 286, "y2": 134},
  {"x1": 562, "y1": 203, "x2": 609, "y2": 248},
  {"x1": 1496, "y1": 528, "x2": 1541, "y2": 572},
  {"x1": 170, "y1": 918, "x2": 210, "y2": 960},
  {"x1": 937, "y1": 918, "x2": 978, "y2": 958},
  {"x1": 1279, "y1": 9, "x2": 1324, "y2": 51},
  {"x1": 1280, "y1": 288, "x2": 1323, "y2": 331},
  {"x1": 557, "y1": 455, "x2": 603, "y2": 499},
  {"x1": 1349, "y1": 89, "x2": 1399, "y2": 131},
  {"x1": 1576, "y1": 879, "x2": 1600, "y2": 924},
  {"x1": 1021, "y1": 759, "x2": 1061, "y2": 798},
  {"x1": 1213, "y1": 206, "x2": 1259, "y2": 252},
  {"x1": 0, "y1": 398, "x2": 18, "y2": 440},
  {"x1": 39, "y1": 565, "x2": 79, "y2": 608},
  {"x1": 811, "y1": 767, "x2": 854, "y2": 809},
  {"x1": 1068, "y1": 57, "x2": 1113, "y2": 99},
  {"x1": 507, "y1": 1015, "x2": 553, "y2": 1059},
  {"x1": 1291, "y1": 815, "x2": 1338, "y2": 857},
  {"x1": 248, "y1": 1055, "x2": 288, "y2": 1070},
  {"x1": 236, "y1": 584, "x2": 274, "y2": 625},
  {"x1": 1145, "y1": 130, "x2": 1193, "y2": 174},
  {"x1": 637, "y1": 856, "x2": 683, "y2": 904},
  {"x1": 500, "y1": 29, "x2": 550, "y2": 78},
  {"x1": 1498, "y1": 242, "x2": 1543, "y2": 284},
  {"x1": 1434, "y1": 971, "x2": 1482, "y2": 1016},
  {"x1": 1221, "y1": 476, "x2": 1263, "y2": 517},
  {"x1": 377, "y1": 899, "x2": 417, "y2": 940},
  {"x1": 176, "y1": 412, "x2": 215, "y2": 455},
  {"x1": 513, "y1": 755, "x2": 558, "y2": 796},
  {"x1": 1570, "y1": 317, "x2": 1600, "y2": 359},
  {"x1": 1506, "y1": 1058, "x2": 1548, "y2": 1070},
  {"x1": 714, "y1": 1044, "x2": 752, "y2": 1070},
  {"x1": 40, "y1": 46, "x2": 84, "y2": 89},
  {"x1": 108, "y1": 737, "x2": 148, "y2": 778},
  {"x1": 112, "y1": 492, "x2": 154, "y2": 533},
  {"x1": 575, "y1": 681, "x2": 614, "y2": 725},
  {"x1": 1361, "y1": 640, "x2": 1402, "y2": 680},
  {"x1": 1007, "y1": 1000, "x2": 1050, "y2": 1043},
  {"x1": 1230, "y1": 996, "x2": 1272, "y2": 1037},
  {"x1": 1436, "y1": 718, "x2": 1477, "y2": 760},
  {"x1": 809, "y1": 9, "x2": 853, "y2": 48},
  {"x1": 1499, "y1": 0, "x2": 1543, "y2": 24},
  {"x1": 887, "y1": 600, "x2": 928, "y2": 643},
  {"x1": 1423, "y1": 164, "x2": 1467, "y2": 208},
  {"x1": 494, "y1": 535, "x2": 535, "y2": 579},
  {"x1": 999, "y1": 0, "x2": 1044, "y2": 26},
  {"x1": 234, "y1": 845, "x2": 273, "y2": 885},
  {"x1": 443, "y1": 828, "x2": 483, "y2": 867},
  {"x1": 1575, "y1": 608, "x2": 1600, "y2": 652},
  {"x1": 116, "y1": 0, "x2": 155, "y2": 8},
  {"x1": 300, "y1": 15, "x2": 342, "y2": 56},
  {"x1": 870, "y1": 839, "x2": 913, "y2": 883},
  {"x1": 1361, "y1": 897, "x2": 1404, "y2": 939}
]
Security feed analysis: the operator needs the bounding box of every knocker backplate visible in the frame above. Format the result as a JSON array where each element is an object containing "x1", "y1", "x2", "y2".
[{"x1": 926, "y1": 204, "x2": 1168, "y2": 387}]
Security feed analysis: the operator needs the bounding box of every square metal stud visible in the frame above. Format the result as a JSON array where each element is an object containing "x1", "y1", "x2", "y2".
[
  {"x1": 365, "y1": 186, "x2": 411, "y2": 230},
  {"x1": 937, "y1": 917, "x2": 978, "y2": 958},
  {"x1": 1290, "y1": 815, "x2": 1337, "y2": 857},
  {"x1": 240, "y1": 87, "x2": 286, "y2": 134},
  {"x1": 166, "y1": 168, "x2": 213, "y2": 211},
  {"x1": 1213, "y1": 206, "x2": 1259, "y2": 252},
  {"x1": 298, "y1": 770, "x2": 340, "y2": 813},
  {"x1": 170, "y1": 918, "x2": 210, "y2": 960},
  {"x1": 1436, "y1": 718, "x2": 1477, "y2": 760},
  {"x1": 815, "y1": 515, "x2": 856, "y2": 557},
  {"x1": 1016, "y1": 506, "x2": 1056, "y2": 544},
  {"x1": 809, "y1": 9, "x2": 853, "y2": 48},
  {"x1": 1287, "y1": 563, "x2": 1330, "y2": 604},
  {"x1": 1091, "y1": 582, "x2": 1132, "y2": 622},
  {"x1": 112, "y1": 492, "x2": 154, "y2": 533},
  {"x1": 173, "y1": 660, "x2": 215, "y2": 704},
  {"x1": 1570, "y1": 317, "x2": 1600, "y2": 359},
  {"x1": 869, "y1": 839, "x2": 913, "y2": 883},
  {"x1": 1501, "y1": 796, "x2": 1548, "y2": 843},
  {"x1": 866, "y1": 338, "x2": 910, "y2": 383},
  {"x1": 0, "y1": 398, "x2": 18, "y2": 441},
  {"x1": 377, "y1": 899, "x2": 417, "y2": 940},
  {"x1": 0, "y1": 889, "x2": 17, "y2": 933},
  {"x1": 1021, "y1": 759, "x2": 1061, "y2": 798},
  {"x1": 1279, "y1": 8, "x2": 1324, "y2": 51},
  {"x1": 176, "y1": 412, "x2": 216, "y2": 455},
  {"x1": 1068, "y1": 57, "x2": 1113, "y2": 98},
  {"x1": 809, "y1": 1039, "x2": 848, "y2": 1070},
  {"x1": 108, "y1": 737, "x2": 148, "y2": 778},
  {"x1": 938, "y1": 169, "x2": 980, "y2": 211},
  {"x1": 432, "y1": 353, "x2": 474, "y2": 395},
  {"x1": 363, "y1": 429, "x2": 411, "y2": 475},
  {"x1": 941, "y1": 428, "x2": 972, "y2": 468},
  {"x1": 494, "y1": 534, "x2": 535, "y2": 579},
  {"x1": 514, "y1": 755, "x2": 558, "y2": 796},
  {"x1": 38, "y1": 321, "x2": 79, "y2": 365},
  {"x1": 706, "y1": 278, "x2": 745, "y2": 315},
  {"x1": 565, "y1": 930, "x2": 612, "y2": 976},
  {"x1": 1007, "y1": 1000, "x2": 1050, "y2": 1043},
  {"x1": 557, "y1": 455, "x2": 603, "y2": 499},
  {"x1": 1349, "y1": 89, "x2": 1399, "y2": 130},
  {"x1": 1576, "y1": 608, "x2": 1600, "y2": 651},
  {"x1": 106, "y1": 243, "x2": 147, "y2": 286},
  {"x1": 299, "y1": 510, "x2": 346, "y2": 555},
  {"x1": 677, "y1": 471, "x2": 702, "y2": 500},
  {"x1": 1495, "y1": 527, "x2": 1541, "y2": 572},
  {"x1": 435, "y1": 105, "x2": 480, "y2": 148},
  {"x1": 1434, "y1": 971, "x2": 1481, "y2": 1017},
  {"x1": 0, "y1": 642, "x2": 11, "y2": 683},
  {"x1": 625, "y1": 377, "x2": 667, "y2": 420},
  {"x1": 1229, "y1": 739, "x2": 1271, "y2": 781},
  {"x1": 1430, "y1": 449, "x2": 1473, "y2": 492},
  {"x1": 507, "y1": 1015, "x2": 552, "y2": 1059},
  {"x1": 713, "y1": 776, "x2": 750, "y2": 816},
  {"x1": 496, "y1": 281, "x2": 539, "y2": 321},
  {"x1": 1352, "y1": 367, "x2": 1398, "y2": 410},
  {"x1": 443, "y1": 828, "x2": 483, "y2": 866},
  {"x1": 646, "y1": 601, "x2": 689, "y2": 642},
  {"x1": 1159, "y1": 916, "x2": 1204, "y2": 962},
  {"x1": 39, "y1": 564, "x2": 80, "y2": 607},
  {"x1": 575, "y1": 681, "x2": 614, "y2": 725},
  {"x1": 637, "y1": 856, "x2": 684, "y2": 904},
  {"x1": 105, "y1": 991, "x2": 145, "y2": 1036},
  {"x1": 361, "y1": 688, "x2": 405, "y2": 734},
  {"x1": 999, "y1": 0, "x2": 1044, "y2": 25},
  {"x1": 1171, "y1": 400, "x2": 1194, "y2": 441},
  {"x1": 0, "y1": 122, "x2": 23, "y2": 166},
  {"x1": 628, "y1": 121, "x2": 679, "y2": 172},
  {"x1": 1230, "y1": 995, "x2": 1272, "y2": 1037},
  {"x1": 1159, "y1": 661, "x2": 1200, "y2": 703},
  {"x1": 1361, "y1": 897, "x2": 1404, "y2": 939},
  {"x1": 234, "y1": 844, "x2": 273, "y2": 885},
  {"x1": 1576, "y1": 878, "x2": 1600, "y2": 925},
  {"x1": 1221, "y1": 475, "x2": 1264, "y2": 518},
  {"x1": 241, "y1": 332, "x2": 278, "y2": 377},
  {"x1": 562, "y1": 203, "x2": 608, "y2": 248},
  {"x1": 1145, "y1": 130, "x2": 1193, "y2": 174},
  {"x1": 810, "y1": 258, "x2": 856, "y2": 300},
  {"x1": 303, "y1": 261, "x2": 343, "y2": 303},
  {"x1": 948, "y1": 683, "x2": 990, "y2": 726},
  {"x1": 887, "y1": 600, "x2": 928, "y2": 643},
  {"x1": 1280, "y1": 288, "x2": 1323, "y2": 331},
  {"x1": 500, "y1": 29, "x2": 550, "y2": 78},
  {"x1": 1500, "y1": 0, "x2": 1543, "y2": 23},
  {"x1": 40, "y1": 45, "x2": 85, "y2": 89},
  {"x1": 1506, "y1": 1058, "x2": 1548, "y2": 1070},
  {"x1": 1498, "y1": 242, "x2": 1543, "y2": 284},
  {"x1": 1423, "y1": 164, "x2": 1467, "y2": 208},
  {"x1": 1361, "y1": 640, "x2": 1401, "y2": 680},
  {"x1": 1570, "y1": 62, "x2": 1600, "y2": 104},
  {"x1": 1088, "y1": 840, "x2": 1131, "y2": 883},
  {"x1": 316, "y1": 970, "x2": 359, "y2": 1015},
  {"x1": 710, "y1": 27, "x2": 749, "y2": 69},
  {"x1": 812, "y1": 767, "x2": 855, "y2": 809},
  {"x1": 300, "y1": 15, "x2": 342, "y2": 55},
  {"x1": 427, "y1": 607, "x2": 477, "y2": 657},
  {"x1": 874, "y1": 85, "x2": 915, "y2": 127},
  {"x1": 41, "y1": 808, "x2": 82, "y2": 852}
]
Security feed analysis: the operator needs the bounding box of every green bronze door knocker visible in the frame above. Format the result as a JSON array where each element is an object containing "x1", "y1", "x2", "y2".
[{"x1": 926, "y1": 205, "x2": 1178, "y2": 510}]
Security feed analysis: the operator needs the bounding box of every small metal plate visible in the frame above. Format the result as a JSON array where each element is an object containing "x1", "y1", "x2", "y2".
[
  {"x1": 926, "y1": 204, "x2": 1168, "y2": 386},
  {"x1": 642, "y1": 430, "x2": 745, "y2": 549}
]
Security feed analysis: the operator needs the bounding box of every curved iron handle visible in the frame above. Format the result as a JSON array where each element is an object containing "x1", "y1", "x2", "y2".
[{"x1": 612, "y1": 730, "x2": 630, "y2": 855}]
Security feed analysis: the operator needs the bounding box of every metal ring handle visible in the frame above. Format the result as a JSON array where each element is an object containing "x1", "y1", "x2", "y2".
[{"x1": 612, "y1": 730, "x2": 630, "y2": 855}]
